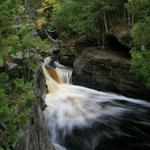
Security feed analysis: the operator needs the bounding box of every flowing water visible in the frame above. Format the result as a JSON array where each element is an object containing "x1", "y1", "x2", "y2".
[{"x1": 43, "y1": 57, "x2": 150, "y2": 150}]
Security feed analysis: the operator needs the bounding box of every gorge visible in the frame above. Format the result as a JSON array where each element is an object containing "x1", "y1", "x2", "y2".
[
  {"x1": 0, "y1": 1, "x2": 150, "y2": 150},
  {"x1": 42, "y1": 57, "x2": 150, "y2": 150}
]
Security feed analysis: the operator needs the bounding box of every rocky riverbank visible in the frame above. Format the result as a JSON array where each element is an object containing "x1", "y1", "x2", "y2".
[
  {"x1": 72, "y1": 48, "x2": 150, "y2": 100},
  {"x1": 14, "y1": 68, "x2": 55, "y2": 150}
]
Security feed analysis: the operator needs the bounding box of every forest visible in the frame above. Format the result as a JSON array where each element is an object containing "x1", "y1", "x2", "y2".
[{"x1": 0, "y1": 0, "x2": 150, "y2": 150}]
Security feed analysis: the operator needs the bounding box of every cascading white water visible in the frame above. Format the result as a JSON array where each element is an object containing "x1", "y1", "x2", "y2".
[{"x1": 43, "y1": 57, "x2": 150, "y2": 150}]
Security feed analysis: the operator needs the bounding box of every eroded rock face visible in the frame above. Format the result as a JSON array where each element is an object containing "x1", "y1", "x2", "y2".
[
  {"x1": 14, "y1": 105, "x2": 55, "y2": 150},
  {"x1": 111, "y1": 25, "x2": 131, "y2": 48},
  {"x1": 14, "y1": 69, "x2": 55, "y2": 150},
  {"x1": 73, "y1": 53, "x2": 150, "y2": 100}
]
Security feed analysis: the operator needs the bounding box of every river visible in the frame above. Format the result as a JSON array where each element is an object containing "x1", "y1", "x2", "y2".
[{"x1": 42, "y1": 57, "x2": 150, "y2": 150}]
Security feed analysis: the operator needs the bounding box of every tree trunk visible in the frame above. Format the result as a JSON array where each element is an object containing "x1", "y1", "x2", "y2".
[
  {"x1": 101, "y1": 32, "x2": 105, "y2": 50},
  {"x1": 108, "y1": 13, "x2": 112, "y2": 27},
  {"x1": 22, "y1": 50, "x2": 27, "y2": 82},
  {"x1": 27, "y1": 68, "x2": 30, "y2": 81},
  {"x1": 131, "y1": 12, "x2": 134, "y2": 25},
  {"x1": 97, "y1": 39, "x2": 101, "y2": 49},
  {"x1": 124, "y1": 6, "x2": 126, "y2": 25},
  {"x1": 101, "y1": 21, "x2": 105, "y2": 50},
  {"x1": 103, "y1": 10, "x2": 108, "y2": 33},
  {"x1": 128, "y1": 11, "x2": 131, "y2": 26}
]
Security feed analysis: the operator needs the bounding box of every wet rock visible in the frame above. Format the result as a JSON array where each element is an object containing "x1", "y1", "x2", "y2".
[
  {"x1": 0, "y1": 64, "x2": 5, "y2": 72},
  {"x1": 14, "y1": 105, "x2": 55, "y2": 150},
  {"x1": 11, "y1": 52, "x2": 23, "y2": 60},
  {"x1": 58, "y1": 55, "x2": 76, "y2": 68},
  {"x1": 38, "y1": 40, "x2": 60, "y2": 57},
  {"x1": 73, "y1": 53, "x2": 150, "y2": 100},
  {"x1": 14, "y1": 68, "x2": 55, "y2": 150}
]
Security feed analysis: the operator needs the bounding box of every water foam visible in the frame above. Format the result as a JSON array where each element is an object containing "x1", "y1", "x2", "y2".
[{"x1": 42, "y1": 57, "x2": 150, "y2": 150}]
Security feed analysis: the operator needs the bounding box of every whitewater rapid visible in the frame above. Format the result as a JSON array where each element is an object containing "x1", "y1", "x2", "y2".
[{"x1": 42, "y1": 57, "x2": 150, "y2": 150}]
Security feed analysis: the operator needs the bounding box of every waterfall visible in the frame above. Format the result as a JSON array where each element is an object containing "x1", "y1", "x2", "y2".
[{"x1": 43, "y1": 57, "x2": 150, "y2": 150}]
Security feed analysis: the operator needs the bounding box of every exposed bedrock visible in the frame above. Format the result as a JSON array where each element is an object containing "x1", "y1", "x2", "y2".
[
  {"x1": 73, "y1": 51, "x2": 150, "y2": 100},
  {"x1": 14, "y1": 69, "x2": 55, "y2": 150}
]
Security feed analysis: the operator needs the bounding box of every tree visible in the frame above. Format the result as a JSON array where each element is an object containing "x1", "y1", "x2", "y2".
[
  {"x1": 0, "y1": 1, "x2": 45, "y2": 149},
  {"x1": 131, "y1": 17, "x2": 150, "y2": 50},
  {"x1": 0, "y1": 73, "x2": 35, "y2": 149},
  {"x1": 0, "y1": 0, "x2": 48, "y2": 81},
  {"x1": 130, "y1": 16, "x2": 150, "y2": 87},
  {"x1": 126, "y1": 0, "x2": 150, "y2": 25},
  {"x1": 50, "y1": 0, "x2": 118, "y2": 48},
  {"x1": 131, "y1": 51, "x2": 150, "y2": 87}
]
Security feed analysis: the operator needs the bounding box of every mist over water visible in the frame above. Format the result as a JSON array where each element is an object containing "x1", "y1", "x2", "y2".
[{"x1": 43, "y1": 57, "x2": 150, "y2": 150}]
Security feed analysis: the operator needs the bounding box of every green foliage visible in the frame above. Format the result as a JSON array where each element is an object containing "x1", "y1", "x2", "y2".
[
  {"x1": 51, "y1": 0, "x2": 88, "y2": 34},
  {"x1": 0, "y1": 0, "x2": 47, "y2": 149},
  {"x1": 0, "y1": 0, "x2": 149, "y2": 148},
  {"x1": 14, "y1": 79, "x2": 34, "y2": 102},
  {"x1": 26, "y1": 0, "x2": 42, "y2": 9},
  {"x1": 21, "y1": 33, "x2": 48, "y2": 50},
  {"x1": 12, "y1": 79, "x2": 34, "y2": 125},
  {"x1": 130, "y1": 15, "x2": 150, "y2": 87},
  {"x1": 50, "y1": 0, "x2": 117, "y2": 35},
  {"x1": 131, "y1": 17, "x2": 150, "y2": 50},
  {"x1": 0, "y1": 89, "x2": 10, "y2": 120},
  {"x1": 126, "y1": 0, "x2": 150, "y2": 20},
  {"x1": 0, "y1": 73, "x2": 16, "y2": 149},
  {"x1": 0, "y1": 74, "x2": 35, "y2": 149},
  {"x1": 0, "y1": 73, "x2": 9, "y2": 90},
  {"x1": 0, "y1": 0, "x2": 20, "y2": 32},
  {"x1": 0, "y1": 0, "x2": 48, "y2": 65},
  {"x1": 131, "y1": 51, "x2": 150, "y2": 87},
  {"x1": 1, "y1": 35, "x2": 22, "y2": 56}
]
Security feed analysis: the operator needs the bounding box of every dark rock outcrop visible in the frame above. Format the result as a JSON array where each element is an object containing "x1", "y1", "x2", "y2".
[
  {"x1": 14, "y1": 104, "x2": 55, "y2": 150},
  {"x1": 73, "y1": 52, "x2": 150, "y2": 100},
  {"x1": 14, "y1": 68, "x2": 55, "y2": 150},
  {"x1": 58, "y1": 55, "x2": 76, "y2": 67},
  {"x1": 111, "y1": 25, "x2": 131, "y2": 48}
]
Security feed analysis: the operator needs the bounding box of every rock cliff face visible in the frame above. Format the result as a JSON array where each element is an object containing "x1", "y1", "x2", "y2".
[
  {"x1": 73, "y1": 50, "x2": 150, "y2": 100},
  {"x1": 111, "y1": 24, "x2": 131, "y2": 48},
  {"x1": 14, "y1": 69, "x2": 55, "y2": 150}
]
